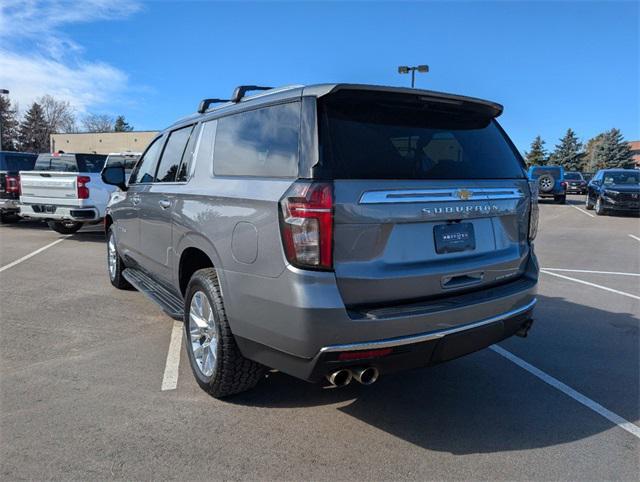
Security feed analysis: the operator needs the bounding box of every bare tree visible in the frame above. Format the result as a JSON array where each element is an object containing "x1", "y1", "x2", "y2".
[
  {"x1": 82, "y1": 113, "x2": 114, "y2": 133},
  {"x1": 38, "y1": 95, "x2": 77, "y2": 134}
]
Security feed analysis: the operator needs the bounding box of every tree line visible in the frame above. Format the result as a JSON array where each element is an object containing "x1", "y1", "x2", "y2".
[
  {"x1": 524, "y1": 128, "x2": 635, "y2": 172},
  {"x1": 0, "y1": 94, "x2": 134, "y2": 153}
]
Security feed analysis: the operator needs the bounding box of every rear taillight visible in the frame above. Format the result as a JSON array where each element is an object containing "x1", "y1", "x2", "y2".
[
  {"x1": 279, "y1": 181, "x2": 333, "y2": 270},
  {"x1": 528, "y1": 180, "x2": 539, "y2": 241},
  {"x1": 77, "y1": 175, "x2": 90, "y2": 199},
  {"x1": 560, "y1": 181, "x2": 567, "y2": 189},
  {"x1": 5, "y1": 175, "x2": 20, "y2": 195}
]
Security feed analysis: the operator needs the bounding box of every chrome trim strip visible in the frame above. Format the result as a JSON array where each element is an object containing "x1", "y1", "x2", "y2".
[
  {"x1": 359, "y1": 187, "x2": 523, "y2": 204},
  {"x1": 319, "y1": 298, "x2": 537, "y2": 353}
]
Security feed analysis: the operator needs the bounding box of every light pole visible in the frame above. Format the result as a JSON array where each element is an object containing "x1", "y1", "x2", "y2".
[
  {"x1": 397, "y1": 65, "x2": 429, "y2": 88},
  {"x1": 0, "y1": 89, "x2": 9, "y2": 151}
]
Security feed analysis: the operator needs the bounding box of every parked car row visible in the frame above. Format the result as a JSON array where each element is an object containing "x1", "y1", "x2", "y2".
[
  {"x1": 526, "y1": 164, "x2": 639, "y2": 216},
  {"x1": 0, "y1": 151, "x2": 140, "y2": 232}
]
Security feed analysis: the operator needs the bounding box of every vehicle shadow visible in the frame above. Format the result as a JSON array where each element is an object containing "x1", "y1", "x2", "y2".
[
  {"x1": 69, "y1": 229, "x2": 105, "y2": 243},
  {"x1": 0, "y1": 219, "x2": 50, "y2": 230},
  {"x1": 229, "y1": 294, "x2": 638, "y2": 454}
]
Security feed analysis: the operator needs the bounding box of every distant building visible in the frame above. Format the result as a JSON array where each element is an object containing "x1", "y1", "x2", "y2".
[
  {"x1": 629, "y1": 141, "x2": 640, "y2": 167},
  {"x1": 50, "y1": 131, "x2": 159, "y2": 155}
]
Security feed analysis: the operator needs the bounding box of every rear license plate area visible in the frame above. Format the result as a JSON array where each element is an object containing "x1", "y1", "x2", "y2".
[
  {"x1": 33, "y1": 205, "x2": 57, "y2": 213},
  {"x1": 434, "y1": 223, "x2": 475, "y2": 254}
]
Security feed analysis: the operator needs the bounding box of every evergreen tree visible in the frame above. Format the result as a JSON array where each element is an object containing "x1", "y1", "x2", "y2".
[
  {"x1": 18, "y1": 102, "x2": 49, "y2": 153},
  {"x1": 584, "y1": 133, "x2": 606, "y2": 172},
  {"x1": 524, "y1": 135, "x2": 547, "y2": 167},
  {"x1": 550, "y1": 128, "x2": 585, "y2": 171},
  {"x1": 592, "y1": 128, "x2": 634, "y2": 169},
  {"x1": 0, "y1": 94, "x2": 19, "y2": 151},
  {"x1": 114, "y1": 115, "x2": 133, "y2": 132}
]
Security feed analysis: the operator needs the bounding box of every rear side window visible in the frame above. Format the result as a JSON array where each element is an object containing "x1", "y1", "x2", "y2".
[
  {"x1": 155, "y1": 125, "x2": 194, "y2": 182},
  {"x1": 213, "y1": 102, "x2": 300, "y2": 177},
  {"x1": 34, "y1": 154, "x2": 106, "y2": 172},
  {"x1": 130, "y1": 137, "x2": 163, "y2": 184},
  {"x1": 2, "y1": 154, "x2": 36, "y2": 171},
  {"x1": 317, "y1": 92, "x2": 525, "y2": 180}
]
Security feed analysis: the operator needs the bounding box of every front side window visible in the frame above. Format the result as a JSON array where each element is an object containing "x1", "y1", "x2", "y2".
[
  {"x1": 155, "y1": 125, "x2": 194, "y2": 182},
  {"x1": 213, "y1": 102, "x2": 300, "y2": 177},
  {"x1": 130, "y1": 136, "x2": 163, "y2": 184}
]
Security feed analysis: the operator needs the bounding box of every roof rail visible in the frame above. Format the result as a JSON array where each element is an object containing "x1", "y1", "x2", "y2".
[
  {"x1": 197, "y1": 98, "x2": 230, "y2": 114},
  {"x1": 230, "y1": 85, "x2": 272, "y2": 103}
]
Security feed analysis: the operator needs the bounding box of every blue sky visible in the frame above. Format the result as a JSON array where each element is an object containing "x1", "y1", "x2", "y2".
[{"x1": 1, "y1": 1, "x2": 638, "y2": 152}]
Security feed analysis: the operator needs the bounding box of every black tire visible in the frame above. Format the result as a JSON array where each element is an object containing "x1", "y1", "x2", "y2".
[
  {"x1": 0, "y1": 212, "x2": 20, "y2": 224},
  {"x1": 554, "y1": 195, "x2": 566, "y2": 204},
  {"x1": 184, "y1": 268, "x2": 265, "y2": 398},
  {"x1": 585, "y1": 196, "x2": 594, "y2": 210},
  {"x1": 48, "y1": 220, "x2": 83, "y2": 234},
  {"x1": 595, "y1": 197, "x2": 606, "y2": 216},
  {"x1": 107, "y1": 227, "x2": 132, "y2": 289}
]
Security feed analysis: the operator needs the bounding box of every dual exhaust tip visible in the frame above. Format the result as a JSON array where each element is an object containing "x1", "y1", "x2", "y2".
[{"x1": 326, "y1": 367, "x2": 379, "y2": 387}]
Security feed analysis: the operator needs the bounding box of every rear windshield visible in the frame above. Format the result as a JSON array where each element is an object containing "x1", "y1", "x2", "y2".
[
  {"x1": 317, "y1": 92, "x2": 525, "y2": 180},
  {"x1": 530, "y1": 167, "x2": 562, "y2": 179},
  {"x1": 0, "y1": 153, "x2": 36, "y2": 171},
  {"x1": 564, "y1": 172, "x2": 583, "y2": 180},
  {"x1": 603, "y1": 171, "x2": 640, "y2": 185},
  {"x1": 35, "y1": 154, "x2": 107, "y2": 173}
]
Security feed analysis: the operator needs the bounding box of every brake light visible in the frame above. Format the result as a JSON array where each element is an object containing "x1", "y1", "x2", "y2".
[
  {"x1": 5, "y1": 175, "x2": 20, "y2": 195},
  {"x1": 77, "y1": 175, "x2": 91, "y2": 199},
  {"x1": 528, "y1": 180, "x2": 539, "y2": 241},
  {"x1": 279, "y1": 181, "x2": 333, "y2": 270},
  {"x1": 561, "y1": 181, "x2": 567, "y2": 188}
]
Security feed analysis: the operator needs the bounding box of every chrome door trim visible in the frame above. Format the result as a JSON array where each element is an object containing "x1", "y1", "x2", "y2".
[
  {"x1": 318, "y1": 298, "x2": 537, "y2": 353},
  {"x1": 359, "y1": 187, "x2": 524, "y2": 204}
]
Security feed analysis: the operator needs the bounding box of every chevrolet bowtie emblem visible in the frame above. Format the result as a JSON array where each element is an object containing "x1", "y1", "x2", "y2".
[{"x1": 457, "y1": 189, "x2": 473, "y2": 201}]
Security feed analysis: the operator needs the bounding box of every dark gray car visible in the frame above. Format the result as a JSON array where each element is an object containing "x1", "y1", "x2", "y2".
[{"x1": 102, "y1": 84, "x2": 539, "y2": 398}]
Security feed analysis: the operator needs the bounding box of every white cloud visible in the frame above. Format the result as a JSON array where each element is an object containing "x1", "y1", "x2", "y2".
[{"x1": 0, "y1": 0, "x2": 141, "y2": 114}]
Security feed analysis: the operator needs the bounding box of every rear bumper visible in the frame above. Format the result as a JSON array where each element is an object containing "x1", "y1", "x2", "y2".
[
  {"x1": 20, "y1": 204, "x2": 100, "y2": 222},
  {"x1": 226, "y1": 253, "x2": 539, "y2": 381},
  {"x1": 566, "y1": 187, "x2": 586, "y2": 193},
  {"x1": 0, "y1": 198, "x2": 19, "y2": 213}
]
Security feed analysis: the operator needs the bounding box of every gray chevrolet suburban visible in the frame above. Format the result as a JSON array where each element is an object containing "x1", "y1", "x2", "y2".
[{"x1": 102, "y1": 84, "x2": 539, "y2": 398}]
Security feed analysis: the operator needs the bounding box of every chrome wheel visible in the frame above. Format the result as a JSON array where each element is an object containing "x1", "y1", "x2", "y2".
[
  {"x1": 107, "y1": 234, "x2": 117, "y2": 280},
  {"x1": 189, "y1": 291, "x2": 218, "y2": 377}
]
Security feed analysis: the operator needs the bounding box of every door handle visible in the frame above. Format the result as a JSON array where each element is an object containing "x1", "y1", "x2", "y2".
[
  {"x1": 131, "y1": 194, "x2": 141, "y2": 205},
  {"x1": 158, "y1": 199, "x2": 171, "y2": 209}
]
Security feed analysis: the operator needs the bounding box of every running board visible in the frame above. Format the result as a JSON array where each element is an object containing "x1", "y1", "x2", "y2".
[{"x1": 122, "y1": 268, "x2": 184, "y2": 320}]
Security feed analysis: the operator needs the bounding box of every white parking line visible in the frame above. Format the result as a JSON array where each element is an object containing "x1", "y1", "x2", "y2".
[
  {"x1": 491, "y1": 345, "x2": 640, "y2": 440},
  {"x1": 540, "y1": 269, "x2": 640, "y2": 300},
  {"x1": 542, "y1": 268, "x2": 640, "y2": 277},
  {"x1": 161, "y1": 320, "x2": 183, "y2": 391},
  {"x1": 0, "y1": 237, "x2": 69, "y2": 273},
  {"x1": 570, "y1": 205, "x2": 594, "y2": 218},
  {"x1": 628, "y1": 234, "x2": 640, "y2": 243}
]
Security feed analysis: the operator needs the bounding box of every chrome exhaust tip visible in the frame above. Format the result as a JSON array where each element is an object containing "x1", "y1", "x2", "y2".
[
  {"x1": 326, "y1": 369, "x2": 353, "y2": 387},
  {"x1": 352, "y1": 367, "x2": 379, "y2": 385}
]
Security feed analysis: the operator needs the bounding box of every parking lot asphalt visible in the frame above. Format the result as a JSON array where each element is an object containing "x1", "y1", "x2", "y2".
[{"x1": 1, "y1": 195, "x2": 638, "y2": 481}]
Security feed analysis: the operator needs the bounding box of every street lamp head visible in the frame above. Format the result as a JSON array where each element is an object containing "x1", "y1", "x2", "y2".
[
  {"x1": 397, "y1": 66, "x2": 410, "y2": 74},
  {"x1": 416, "y1": 65, "x2": 429, "y2": 73},
  {"x1": 0, "y1": 89, "x2": 9, "y2": 95}
]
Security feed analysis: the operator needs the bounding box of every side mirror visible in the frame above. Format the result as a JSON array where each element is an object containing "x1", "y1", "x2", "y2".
[{"x1": 102, "y1": 166, "x2": 127, "y2": 191}]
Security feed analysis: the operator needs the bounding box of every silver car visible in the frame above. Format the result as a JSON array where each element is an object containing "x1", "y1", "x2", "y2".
[{"x1": 102, "y1": 84, "x2": 539, "y2": 398}]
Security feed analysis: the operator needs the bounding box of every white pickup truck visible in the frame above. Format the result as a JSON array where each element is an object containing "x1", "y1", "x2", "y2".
[{"x1": 19, "y1": 153, "x2": 115, "y2": 234}]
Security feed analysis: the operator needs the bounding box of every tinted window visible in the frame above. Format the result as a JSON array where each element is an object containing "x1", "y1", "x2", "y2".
[
  {"x1": 530, "y1": 167, "x2": 562, "y2": 179},
  {"x1": 130, "y1": 137, "x2": 163, "y2": 184},
  {"x1": 213, "y1": 102, "x2": 300, "y2": 177},
  {"x1": 106, "y1": 155, "x2": 140, "y2": 171},
  {"x1": 34, "y1": 154, "x2": 106, "y2": 172},
  {"x1": 318, "y1": 92, "x2": 525, "y2": 180},
  {"x1": 155, "y1": 125, "x2": 194, "y2": 182},
  {"x1": 2, "y1": 154, "x2": 36, "y2": 171},
  {"x1": 564, "y1": 172, "x2": 583, "y2": 180}
]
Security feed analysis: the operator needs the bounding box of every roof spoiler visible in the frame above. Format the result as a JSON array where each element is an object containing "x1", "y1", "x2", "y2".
[{"x1": 230, "y1": 85, "x2": 272, "y2": 103}]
